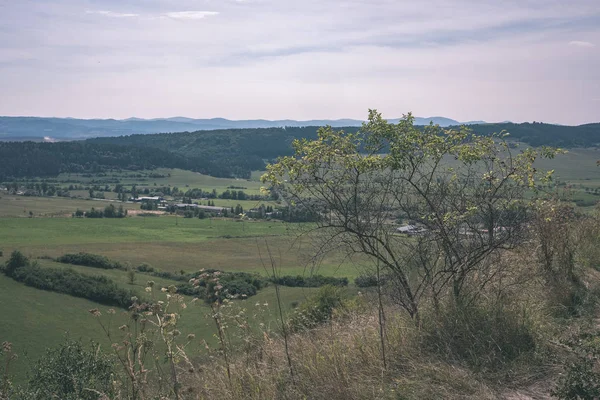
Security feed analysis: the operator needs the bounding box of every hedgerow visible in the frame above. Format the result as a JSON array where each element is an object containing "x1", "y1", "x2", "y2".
[
  {"x1": 56, "y1": 252, "x2": 124, "y2": 270},
  {"x1": 4, "y1": 251, "x2": 136, "y2": 308},
  {"x1": 271, "y1": 274, "x2": 348, "y2": 287}
]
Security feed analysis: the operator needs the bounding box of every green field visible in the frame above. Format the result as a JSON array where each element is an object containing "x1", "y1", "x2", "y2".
[
  {"x1": 0, "y1": 217, "x2": 354, "y2": 277},
  {"x1": 0, "y1": 216, "x2": 354, "y2": 381},
  {"x1": 57, "y1": 168, "x2": 265, "y2": 194},
  {"x1": 3, "y1": 150, "x2": 599, "y2": 384},
  {"x1": 0, "y1": 195, "x2": 140, "y2": 218},
  {"x1": 0, "y1": 266, "x2": 320, "y2": 382},
  {"x1": 534, "y1": 148, "x2": 600, "y2": 182}
]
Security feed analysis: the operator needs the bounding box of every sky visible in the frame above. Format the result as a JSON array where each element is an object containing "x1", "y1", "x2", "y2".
[{"x1": 0, "y1": 0, "x2": 598, "y2": 124}]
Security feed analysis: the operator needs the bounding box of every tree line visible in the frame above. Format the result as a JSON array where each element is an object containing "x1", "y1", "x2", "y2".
[{"x1": 4, "y1": 122, "x2": 599, "y2": 181}]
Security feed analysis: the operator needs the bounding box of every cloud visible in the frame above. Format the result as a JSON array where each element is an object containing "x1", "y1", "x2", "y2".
[
  {"x1": 569, "y1": 40, "x2": 595, "y2": 48},
  {"x1": 1, "y1": 0, "x2": 600, "y2": 124},
  {"x1": 86, "y1": 10, "x2": 139, "y2": 18},
  {"x1": 164, "y1": 11, "x2": 219, "y2": 20}
]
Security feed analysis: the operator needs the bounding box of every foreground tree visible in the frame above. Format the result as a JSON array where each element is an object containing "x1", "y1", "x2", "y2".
[{"x1": 262, "y1": 110, "x2": 560, "y2": 319}]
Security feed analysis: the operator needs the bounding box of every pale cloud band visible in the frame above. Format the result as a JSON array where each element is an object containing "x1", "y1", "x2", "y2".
[
  {"x1": 164, "y1": 11, "x2": 220, "y2": 20},
  {"x1": 86, "y1": 10, "x2": 219, "y2": 20},
  {"x1": 1, "y1": 0, "x2": 599, "y2": 124},
  {"x1": 85, "y1": 10, "x2": 140, "y2": 18},
  {"x1": 569, "y1": 40, "x2": 595, "y2": 48}
]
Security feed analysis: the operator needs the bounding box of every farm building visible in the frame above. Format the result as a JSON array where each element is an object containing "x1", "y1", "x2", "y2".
[
  {"x1": 131, "y1": 196, "x2": 163, "y2": 202},
  {"x1": 174, "y1": 204, "x2": 228, "y2": 213},
  {"x1": 396, "y1": 225, "x2": 428, "y2": 236}
]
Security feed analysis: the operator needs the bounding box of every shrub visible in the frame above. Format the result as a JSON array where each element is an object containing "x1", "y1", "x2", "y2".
[
  {"x1": 56, "y1": 252, "x2": 124, "y2": 270},
  {"x1": 422, "y1": 303, "x2": 537, "y2": 372},
  {"x1": 139, "y1": 268, "x2": 266, "y2": 300},
  {"x1": 222, "y1": 279, "x2": 257, "y2": 298},
  {"x1": 553, "y1": 325, "x2": 600, "y2": 399},
  {"x1": 271, "y1": 274, "x2": 348, "y2": 288},
  {"x1": 553, "y1": 358, "x2": 600, "y2": 400},
  {"x1": 136, "y1": 263, "x2": 155, "y2": 273},
  {"x1": 175, "y1": 282, "x2": 204, "y2": 296},
  {"x1": 0, "y1": 250, "x2": 3, "y2": 257},
  {"x1": 288, "y1": 285, "x2": 347, "y2": 331},
  {"x1": 3, "y1": 250, "x2": 29, "y2": 277},
  {"x1": 19, "y1": 339, "x2": 115, "y2": 400},
  {"x1": 354, "y1": 274, "x2": 380, "y2": 287}
]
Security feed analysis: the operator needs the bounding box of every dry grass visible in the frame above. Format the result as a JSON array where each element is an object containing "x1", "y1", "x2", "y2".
[{"x1": 183, "y1": 307, "x2": 529, "y2": 400}]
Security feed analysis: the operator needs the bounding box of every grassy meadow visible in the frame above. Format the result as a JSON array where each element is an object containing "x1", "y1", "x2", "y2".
[
  {"x1": 0, "y1": 217, "x2": 355, "y2": 277},
  {"x1": 2, "y1": 149, "x2": 600, "y2": 385},
  {"x1": 0, "y1": 194, "x2": 139, "y2": 217},
  {"x1": 57, "y1": 168, "x2": 265, "y2": 194},
  {"x1": 0, "y1": 267, "x2": 320, "y2": 382}
]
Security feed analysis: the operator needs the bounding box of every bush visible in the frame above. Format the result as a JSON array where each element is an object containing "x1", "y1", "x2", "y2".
[
  {"x1": 56, "y1": 252, "x2": 124, "y2": 270},
  {"x1": 553, "y1": 325, "x2": 600, "y2": 399},
  {"x1": 422, "y1": 303, "x2": 537, "y2": 372},
  {"x1": 201, "y1": 271, "x2": 265, "y2": 302},
  {"x1": 175, "y1": 282, "x2": 205, "y2": 296},
  {"x1": 354, "y1": 274, "x2": 380, "y2": 287},
  {"x1": 288, "y1": 285, "x2": 347, "y2": 331},
  {"x1": 553, "y1": 358, "x2": 600, "y2": 400},
  {"x1": 138, "y1": 268, "x2": 266, "y2": 300},
  {"x1": 0, "y1": 250, "x2": 3, "y2": 257},
  {"x1": 222, "y1": 279, "x2": 257, "y2": 298},
  {"x1": 18, "y1": 339, "x2": 115, "y2": 400},
  {"x1": 271, "y1": 274, "x2": 348, "y2": 288},
  {"x1": 136, "y1": 263, "x2": 155, "y2": 273},
  {"x1": 3, "y1": 250, "x2": 29, "y2": 277}
]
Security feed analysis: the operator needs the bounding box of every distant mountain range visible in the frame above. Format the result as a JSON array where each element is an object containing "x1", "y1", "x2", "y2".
[{"x1": 0, "y1": 116, "x2": 486, "y2": 140}]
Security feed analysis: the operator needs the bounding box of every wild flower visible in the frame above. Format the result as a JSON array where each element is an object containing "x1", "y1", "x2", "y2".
[{"x1": 88, "y1": 308, "x2": 101, "y2": 317}]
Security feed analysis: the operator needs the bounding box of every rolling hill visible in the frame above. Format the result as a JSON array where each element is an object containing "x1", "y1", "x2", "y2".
[{"x1": 0, "y1": 116, "x2": 480, "y2": 140}]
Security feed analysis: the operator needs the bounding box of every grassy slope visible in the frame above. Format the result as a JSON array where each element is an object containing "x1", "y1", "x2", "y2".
[{"x1": 0, "y1": 252, "x2": 321, "y2": 382}]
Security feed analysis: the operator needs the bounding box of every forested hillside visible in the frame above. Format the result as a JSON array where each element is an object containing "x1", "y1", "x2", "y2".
[
  {"x1": 3, "y1": 122, "x2": 600, "y2": 181},
  {"x1": 0, "y1": 142, "x2": 224, "y2": 180},
  {"x1": 88, "y1": 126, "x2": 361, "y2": 178},
  {"x1": 467, "y1": 122, "x2": 600, "y2": 147}
]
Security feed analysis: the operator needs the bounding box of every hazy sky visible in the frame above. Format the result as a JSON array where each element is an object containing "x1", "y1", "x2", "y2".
[{"x1": 0, "y1": 0, "x2": 598, "y2": 124}]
